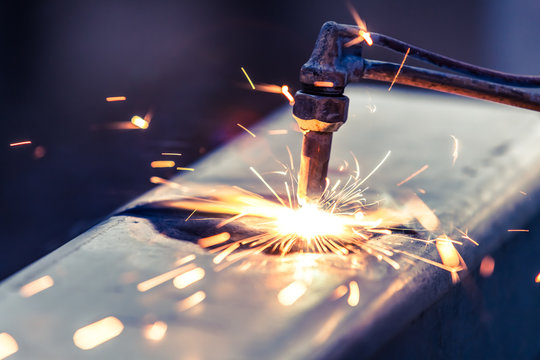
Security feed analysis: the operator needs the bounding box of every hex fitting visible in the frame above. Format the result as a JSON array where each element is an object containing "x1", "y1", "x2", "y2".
[{"x1": 292, "y1": 91, "x2": 349, "y2": 132}]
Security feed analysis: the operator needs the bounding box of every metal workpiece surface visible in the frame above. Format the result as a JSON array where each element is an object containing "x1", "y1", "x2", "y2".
[{"x1": 1, "y1": 87, "x2": 540, "y2": 359}]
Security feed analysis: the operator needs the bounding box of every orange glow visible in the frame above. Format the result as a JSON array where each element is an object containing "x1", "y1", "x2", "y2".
[
  {"x1": 281, "y1": 85, "x2": 295, "y2": 105},
  {"x1": 278, "y1": 280, "x2": 307, "y2": 306},
  {"x1": 241, "y1": 67, "x2": 256, "y2": 90},
  {"x1": 332, "y1": 285, "x2": 349, "y2": 300},
  {"x1": 174, "y1": 254, "x2": 197, "y2": 266},
  {"x1": 254, "y1": 83, "x2": 282, "y2": 93},
  {"x1": 535, "y1": 273, "x2": 540, "y2": 283},
  {"x1": 237, "y1": 123, "x2": 256, "y2": 138},
  {"x1": 143, "y1": 321, "x2": 167, "y2": 342},
  {"x1": 397, "y1": 164, "x2": 429, "y2": 187},
  {"x1": 403, "y1": 193, "x2": 439, "y2": 231},
  {"x1": 0, "y1": 333, "x2": 18, "y2": 359},
  {"x1": 73, "y1": 316, "x2": 124, "y2": 350},
  {"x1": 435, "y1": 237, "x2": 465, "y2": 283},
  {"x1": 177, "y1": 167, "x2": 195, "y2": 171},
  {"x1": 19, "y1": 275, "x2": 54, "y2": 297},
  {"x1": 137, "y1": 263, "x2": 197, "y2": 292},
  {"x1": 9, "y1": 141, "x2": 31, "y2": 147},
  {"x1": 314, "y1": 81, "x2": 334, "y2": 87},
  {"x1": 131, "y1": 115, "x2": 149, "y2": 129},
  {"x1": 177, "y1": 291, "x2": 206, "y2": 311},
  {"x1": 173, "y1": 267, "x2": 205, "y2": 289},
  {"x1": 347, "y1": 281, "x2": 360, "y2": 306},
  {"x1": 479, "y1": 256, "x2": 495, "y2": 277},
  {"x1": 150, "y1": 161, "x2": 175, "y2": 168},
  {"x1": 106, "y1": 96, "x2": 126, "y2": 102},
  {"x1": 198, "y1": 232, "x2": 231, "y2": 248},
  {"x1": 388, "y1": 47, "x2": 410, "y2": 91},
  {"x1": 268, "y1": 129, "x2": 288, "y2": 135},
  {"x1": 361, "y1": 30, "x2": 373, "y2": 45},
  {"x1": 344, "y1": 2, "x2": 373, "y2": 47},
  {"x1": 507, "y1": 229, "x2": 529, "y2": 232}
]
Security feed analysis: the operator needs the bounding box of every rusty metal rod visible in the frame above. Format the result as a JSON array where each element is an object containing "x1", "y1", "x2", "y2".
[
  {"x1": 360, "y1": 60, "x2": 540, "y2": 111},
  {"x1": 370, "y1": 32, "x2": 540, "y2": 87},
  {"x1": 297, "y1": 131, "x2": 333, "y2": 203}
]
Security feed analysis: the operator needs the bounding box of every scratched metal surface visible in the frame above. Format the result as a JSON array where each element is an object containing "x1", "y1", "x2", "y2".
[{"x1": 1, "y1": 86, "x2": 539, "y2": 360}]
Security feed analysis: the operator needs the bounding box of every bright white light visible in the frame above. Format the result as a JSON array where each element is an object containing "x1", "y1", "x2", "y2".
[{"x1": 275, "y1": 204, "x2": 345, "y2": 241}]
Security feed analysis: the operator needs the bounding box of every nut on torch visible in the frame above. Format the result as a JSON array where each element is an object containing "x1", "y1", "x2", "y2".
[{"x1": 292, "y1": 90, "x2": 349, "y2": 204}]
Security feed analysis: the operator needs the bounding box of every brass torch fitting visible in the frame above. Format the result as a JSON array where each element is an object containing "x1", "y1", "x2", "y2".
[{"x1": 293, "y1": 90, "x2": 349, "y2": 204}]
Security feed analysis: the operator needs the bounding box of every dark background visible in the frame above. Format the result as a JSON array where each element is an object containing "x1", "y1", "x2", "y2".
[{"x1": 1, "y1": 0, "x2": 538, "y2": 280}]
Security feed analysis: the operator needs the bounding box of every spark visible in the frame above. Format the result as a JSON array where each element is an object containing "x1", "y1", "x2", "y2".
[
  {"x1": 241, "y1": 67, "x2": 256, "y2": 90},
  {"x1": 173, "y1": 267, "x2": 205, "y2": 289},
  {"x1": 479, "y1": 255, "x2": 495, "y2": 277},
  {"x1": 106, "y1": 96, "x2": 126, "y2": 102},
  {"x1": 450, "y1": 135, "x2": 459, "y2": 166},
  {"x1": 131, "y1": 115, "x2": 149, "y2": 129},
  {"x1": 344, "y1": 1, "x2": 373, "y2": 47},
  {"x1": 436, "y1": 237, "x2": 466, "y2": 283},
  {"x1": 137, "y1": 263, "x2": 197, "y2": 292},
  {"x1": 10, "y1": 141, "x2": 31, "y2": 147},
  {"x1": 397, "y1": 164, "x2": 429, "y2": 187},
  {"x1": 163, "y1": 152, "x2": 469, "y2": 275},
  {"x1": 507, "y1": 229, "x2": 529, "y2": 232},
  {"x1": 314, "y1": 81, "x2": 334, "y2": 87},
  {"x1": 143, "y1": 321, "x2": 167, "y2": 342},
  {"x1": 161, "y1": 152, "x2": 182, "y2": 156},
  {"x1": 73, "y1": 316, "x2": 124, "y2": 350},
  {"x1": 237, "y1": 123, "x2": 256, "y2": 138},
  {"x1": 268, "y1": 129, "x2": 288, "y2": 135},
  {"x1": 456, "y1": 228, "x2": 479, "y2": 246},
  {"x1": 0, "y1": 333, "x2": 18, "y2": 359},
  {"x1": 281, "y1": 85, "x2": 295, "y2": 105},
  {"x1": 417, "y1": 188, "x2": 426, "y2": 194},
  {"x1": 19, "y1": 275, "x2": 54, "y2": 297},
  {"x1": 174, "y1": 254, "x2": 197, "y2": 267},
  {"x1": 151, "y1": 161, "x2": 175, "y2": 168},
  {"x1": 185, "y1": 208, "x2": 197, "y2": 222},
  {"x1": 519, "y1": 191, "x2": 527, "y2": 196},
  {"x1": 278, "y1": 280, "x2": 308, "y2": 306},
  {"x1": 388, "y1": 48, "x2": 410, "y2": 91},
  {"x1": 177, "y1": 291, "x2": 206, "y2": 311},
  {"x1": 177, "y1": 167, "x2": 195, "y2": 171},
  {"x1": 536, "y1": 273, "x2": 540, "y2": 283},
  {"x1": 198, "y1": 232, "x2": 231, "y2": 248},
  {"x1": 254, "y1": 84, "x2": 282, "y2": 93},
  {"x1": 347, "y1": 281, "x2": 360, "y2": 306}
]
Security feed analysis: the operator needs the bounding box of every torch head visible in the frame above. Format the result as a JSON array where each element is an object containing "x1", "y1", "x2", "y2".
[{"x1": 293, "y1": 90, "x2": 349, "y2": 205}]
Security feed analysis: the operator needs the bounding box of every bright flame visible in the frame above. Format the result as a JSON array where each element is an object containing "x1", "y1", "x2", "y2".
[
  {"x1": 275, "y1": 204, "x2": 345, "y2": 241},
  {"x1": 143, "y1": 321, "x2": 167, "y2": 342},
  {"x1": 19, "y1": 275, "x2": 54, "y2": 297},
  {"x1": 0, "y1": 333, "x2": 18, "y2": 360},
  {"x1": 73, "y1": 316, "x2": 124, "y2": 350}
]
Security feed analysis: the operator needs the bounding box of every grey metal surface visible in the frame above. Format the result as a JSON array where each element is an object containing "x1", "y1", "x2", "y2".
[{"x1": 1, "y1": 87, "x2": 539, "y2": 359}]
